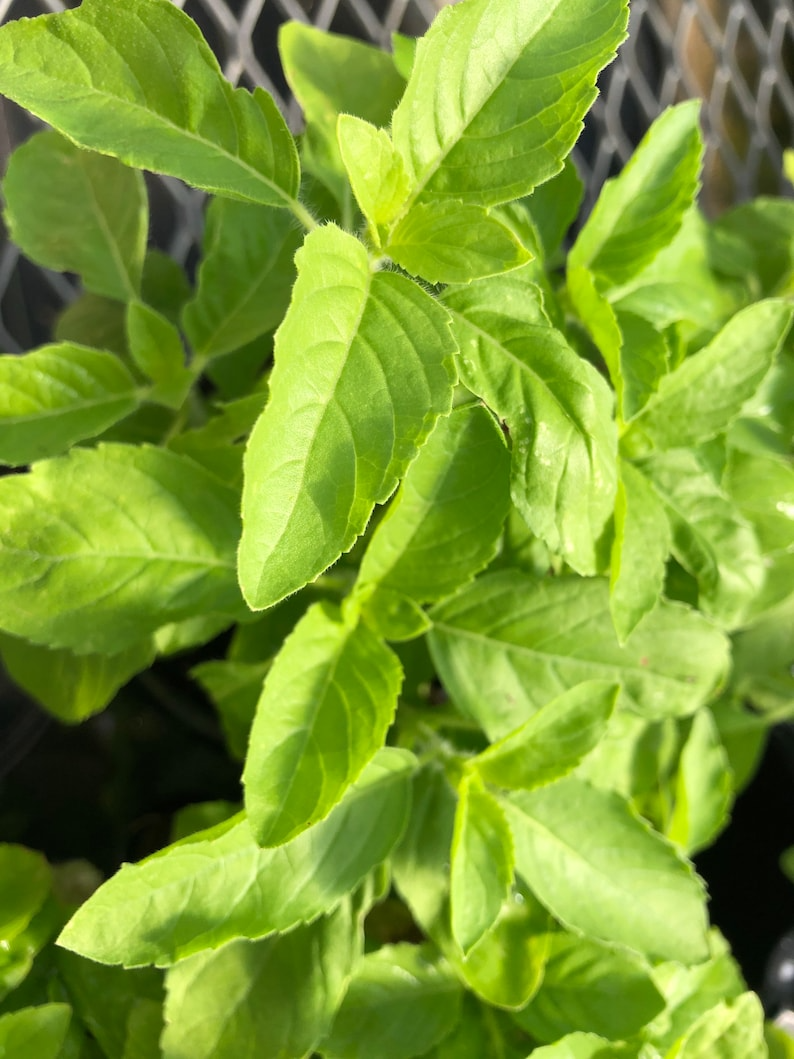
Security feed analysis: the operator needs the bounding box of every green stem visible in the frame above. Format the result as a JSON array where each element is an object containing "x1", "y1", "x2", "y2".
[{"x1": 290, "y1": 197, "x2": 318, "y2": 232}]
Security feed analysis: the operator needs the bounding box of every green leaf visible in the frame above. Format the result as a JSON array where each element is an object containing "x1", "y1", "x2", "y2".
[
  {"x1": 666, "y1": 993, "x2": 766, "y2": 1058},
  {"x1": 337, "y1": 116, "x2": 410, "y2": 242},
  {"x1": 125, "y1": 302, "x2": 191, "y2": 408},
  {"x1": 569, "y1": 102, "x2": 703, "y2": 287},
  {"x1": 523, "y1": 158, "x2": 584, "y2": 261},
  {"x1": 161, "y1": 901, "x2": 357, "y2": 1059},
  {"x1": 54, "y1": 294, "x2": 128, "y2": 357},
  {"x1": 666, "y1": 709, "x2": 732, "y2": 856},
  {"x1": 0, "y1": 0, "x2": 300, "y2": 210},
  {"x1": 610, "y1": 460, "x2": 671, "y2": 643},
  {"x1": 3, "y1": 130, "x2": 147, "y2": 302},
  {"x1": 391, "y1": 767, "x2": 549, "y2": 1011},
  {"x1": 279, "y1": 22, "x2": 405, "y2": 204},
  {"x1": 0, "y1": 444, "x2": 243, "y2": 654},
  {"x1": 56, "y1": 951, "x2": 163, "y2": 1059},
  {"x1": 450, "y1": 777, "x2": 514, "y2": 954},
  {"x1": 428, "y1": 571, "x2": 730, "y2": 739},
  {"x1": 615, "y1": 310, "x2": 672, "y2": 422},
  {"x1": 639, "y1": 448, "x2": 765, "y2": 627},
  {"x1": 390, "y1": 0, "x2": 628, "y2": 209},
  {"x1": 181, "y1": 199, "x2": 301, "y2": 361},
  {"x1": 191, "y1": 659, "x2": 269, "y2": 760},
  {"x1": 0, "y1": 635, "x2": 154, "y2": 724},
  {"x1": 503, "y1": 776, "x2": 710, "y2": 963},
  {"x1": 0, "y1": 846, "x2": 50, "y2": 944},
  {"x1": 512, "y1": 932, "x2": 665, "y2": 1042},
  {"x1": 443, "y1": 274, "x2": 617, "y2": 574},
  {"x1": 527, "y1": 1035, "x2": 631, "y2": 1059},
  {"x1": 57, "y1": 747, "x2": 414, "y2": 967},
  {"x1": 0, "y1": 344, "x2": 141, "y2": 467},
  {"x1": 243, "y1": 602, "x2": 402, "y2": 846},
  {"x1": 474, "y1": 681, "x2": 619, "y2": 790},
  {"x1": 238, "y1": 224, "x2": 456, "y2": 610},
  {"x1": 356, "y1": 404, "x2": 510, "y2": 623},
  {"x1": 622, "y1": 300, "x2": 794, "y2": 454},
  {"x1": 141, "y1": 250, "x2": 192, "y2": 326},
  {"x1": 321, "y1": 944, "x2": 463, "y2": 1059},
  {"x1": 0, "y1": 1004, "x2": 72, "y2": 1059},
  {"x1": 386, "y1": 201, "x2": 531, "y2": 284}
]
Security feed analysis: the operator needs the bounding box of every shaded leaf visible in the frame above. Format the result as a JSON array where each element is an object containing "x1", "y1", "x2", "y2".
[
  {"x1": 666, "y1": 709, "x2": 733, "y2": 856},
  {"x1": 429, "y1": 571, "x2": 730, "y2": 739},
  {"x1": 0, "y1": 444, "x2": 243, "y2": 654},
  {"x1": 57, "y1": 748, "x2": 415, "y2": 967},
  {"x1": 0, "y1": 345, "x2": 140, "y2": 467},
  {"x1": 3, "y1": 130, "x2": 147, "y2": 302},
  {"x1": 181, "y1": 200, "x2": 301, "y2": 360}
]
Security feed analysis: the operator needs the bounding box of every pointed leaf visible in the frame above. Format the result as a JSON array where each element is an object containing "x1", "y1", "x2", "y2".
[
  {"x1": 243, "y1": 602, "x2": 402, "y2": 846},
  {"x1": 450, "y1": 777, "x2": 514, "y2": 955},
  {"x1": 640, "y1": 449, "x2": 765, "y2": 627},
  {"x1": 523, "y1": 158, "x2": 584, "y2": 261},
  {"x1": 279, "y1": 21, "x2": 404, "y2": 202},
  {"x1": 239, "y1": 224, "x2": 456, "y2": 610},
  {"x1": 622, "y1": 299, "x2": 794, "y2": 454},
  {"x1": 162, "y1": 901, "x2": 357, "y2": 1059},
  {"x1": 357, "y1": 404, "x2": 510, "y2": 617},
  {"x1": 0, "y1": 344, "x2": 141, "y2": 467},
  {"x1": 429, "y1": 571, "x2": 730, "y2": 739},
  {"x1": 337, "y1": 116, "x2": 410, "y2": 240},
  {"x1": 667, "y1": 709, "x2": 732, "y2": 856},
  {"x1": 610, "y1": 460, "x2": 671, "y2": 643},
  {"x1": 181, "y1": 200, "x2": 301, "y2": 360},
  {"x1": 57, "y1": 747, "x2": 415, "y2": 967},
  {"x1": 0, "y1": 846, "x2": 51, "y2": 943},
  {"x1": 667, "y1": 993, "x2": 766, "y2": 1059},
  {"x1": 503, "y1": 777, "x2": 710, "y2": 963},
  {"x1": 386, "y1": 201, "x2": 530, "y2": 284},
  {"x1": 474, "y1": 681, "x2": 619, "y2": 791},
  {"x1": 0, "y1": 635, "x2": 154, "y2": 724},
  {"x1": 443, "y1": 274, "x2": 617, "y2": 573},
  {"x1": 0, "y1": 444, "x2": 243, "y2": 654},
  {"x1": 0, "y1": 0, "x2": 300, "y2": 209},
  {"x1": 191, "y1": 659, "x2": 269, "y2": 760},
  {"x1": 321, "y1": 944, "x2": 463, "y2": 1059},
  {"x1": 391, "y1": 0, "x2": 628, "y2": 209},
  {"x1": 3, "y1": 130, "x2": 147, "y2": 302},
  {"x1": 512, "y1": 932, "x2": 665, "y2": 1043},
  {"x1": 569, "y1": 102, "x2": 703, "y2": 287},
  {"x1": 615, "y1": 309, "x2": 672, "y2": 422},
  {"x1": 125, "y1": 302, "x2": 191, "y2": 408},
  {"x1": 0, "y1": 1005, "x2": 72, "y2": 1059}
]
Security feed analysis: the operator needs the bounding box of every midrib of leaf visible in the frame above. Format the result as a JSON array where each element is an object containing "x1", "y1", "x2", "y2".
[
  {"x1": 399, "y1": 0, "x2": 566, "y2": 213},
  {"x1": 445, "y1": 305, "x2": 594, "y2": 446},
  {"x1": 265, "y1": 627, "x2": 356, "y2": 828},
  {"x1": 430, "y1": 618, "x2": 702, "y2": 692},
  {"x1": 77, "y1": 162, "x2": 138, "y2": 300},
  {"x1": 249, "y1": 264, "x2": 374, "y2": 592},
  {"x1": 29, "y1": 39, "x2": 308, "y2": 224},
  {"x1": 0, "y1": 388, "x2": 148, "y2": 423}
]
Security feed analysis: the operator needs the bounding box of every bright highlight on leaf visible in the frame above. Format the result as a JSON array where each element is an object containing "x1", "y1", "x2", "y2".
[
  {"x1": 0, "y1": 0, "x2": 301, "y2": 210},
  {"x1": 243, "y1": 601, "x2": 403, "y2": 846},
  {"x1": 239, "y1": 223, "x2": 456, "y2": 610}
]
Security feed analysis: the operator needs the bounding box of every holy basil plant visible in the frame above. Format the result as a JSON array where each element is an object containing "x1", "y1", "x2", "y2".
[{"x1": 0, "y1": 0, "x2": 791, "y2": 1055}]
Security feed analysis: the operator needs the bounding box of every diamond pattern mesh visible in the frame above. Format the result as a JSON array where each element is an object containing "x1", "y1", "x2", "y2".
[{"x1": 0, "y1": 0, "x2": 793, "y2": 351}]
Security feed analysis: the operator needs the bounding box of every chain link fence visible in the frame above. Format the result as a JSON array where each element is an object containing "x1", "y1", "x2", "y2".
[{"x1": 0, "y1": 0, "x2": 793, "y2": 352}]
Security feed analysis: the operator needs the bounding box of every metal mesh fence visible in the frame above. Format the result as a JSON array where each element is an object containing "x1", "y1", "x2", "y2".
[{"x1": 0, "y1": 0, "x2": 793, "y2": 352}]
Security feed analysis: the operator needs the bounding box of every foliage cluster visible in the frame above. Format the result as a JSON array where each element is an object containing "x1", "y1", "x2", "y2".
[{"x1": 0, "y1": 0, "x2": 792, "y2": 1055}]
